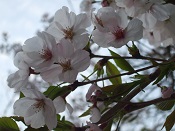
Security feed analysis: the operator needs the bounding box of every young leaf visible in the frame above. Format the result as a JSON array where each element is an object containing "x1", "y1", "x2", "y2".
[
  {"x1": 153, "y1": 64, "x2": 172, "y2": 84},
  {"x1": 109, "y1": 49, "x2": 134, "y2": 72},
  {"x1": 106, "y1": 61, "x2": 122, "y2": 85},
  {"x1": 101, "y1": 85, "x2": 117, "y2": 95},
  {"x1": 44, "y1": 86, "x2": 70, "y2": 100},
  {"x1": 162, "y1": 110, "x2": 175, "y2": 131},
  {"x1": 79, "y1": 108, "x2": 91, "y2": 118},
  {"x1": 0, "y1": 117, "x2": 19, "y2": 131},
  {"x1": 112, "y1": 80, "x2": 141, "y2": 98}
]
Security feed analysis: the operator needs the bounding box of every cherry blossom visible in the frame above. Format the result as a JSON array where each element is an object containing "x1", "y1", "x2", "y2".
[
  {"x1": 160, "y1": 4, "x2": 175, "y2": 36},
  {"x1": 13, "y1": 89, "x2": 57, "y2": 130},
  {"x1": 53, "y1": 96, "x2": 73, "y2": 114},
  {"x1": 40, "y1": 39, "x2": 90, "y2": 83},
  {"x1": 47, "y1": 6, "x2": 91, "y2": 50},
  {"x1": 92, "y1": 7, "x2": 143, "y2": 48},
  {"x1": 22, "y1": 31, "x2": 58, "y2": 72},
  {"x1": 116, "y1": 0, "x2": 169, "y2": 28},
  {"x1": 86, "y1": 84, "x2": 102, "y2": 100},
  {"x1": 7, "y1": 52, "x2": 30, "y2": 92},
  {"x1": 101, "y1": 0, "x2": 119, "y2": 10}
]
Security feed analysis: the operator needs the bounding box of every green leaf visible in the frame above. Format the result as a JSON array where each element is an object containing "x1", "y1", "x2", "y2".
[
  {"x1": 0, "y1": 117, "x2": 19, "y2": 131},
  {"x1": 101, "y1": 85, "x2": 117, "y2": 95},
  {"x1": 54, "y1": 115, "x2": 74, "y2": 131},
  {"x1": 106, "y1": 61, "x2": 122, "y2": 85},
  {"x1": 113, "y1": 80, "x2": 141, "y2": 97},
  {"x1": 44, "y1": 86, "x2": 70, "y2": 100},
  {"x1": 94, "y1": 62, "x2": 104, "y2": 77},
  {"x1": 79, "y1": 108, "x2": 91, "y2": 118},
  {"x1": 163, "y1": 110, "x2": 175, "y2": 131},
  {"x1": 20, "y1": 92, "x2": 25, "y2": 98},
  {"x1": 153, "y1": 64, "x2": 172, "y2": 84},
  {"x1": 127, "y1": 42, "x2": 140, "y2": 57},
  {"x1": 10, "y1": 116, "x2": 24, "y2": 124},
  {"x1": 109, "y1": 50, "x2": 134, "y2": 72},
  {"x1": 156, "y1": 100, "x2": 175, "y2": 111},
  {"x1": 80, "y1": 74, "x2": 90, "y2": 81}
]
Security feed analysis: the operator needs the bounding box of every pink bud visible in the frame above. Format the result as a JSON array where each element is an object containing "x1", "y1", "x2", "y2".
[
  {"x1": 101, "y1": 0, "x2": 110, "y2": 7},
  {"x1": 161, "y1": 87, "x2": 173, "y2": 98}
]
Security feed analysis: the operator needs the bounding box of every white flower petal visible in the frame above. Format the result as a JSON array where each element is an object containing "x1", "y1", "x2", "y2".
[
  {"x1": 60, "y1": 70, "x2": 78, "y2": 83},
  {"x1": 125, "y1": 19, "x2": 143, "y2": 41},
  {"x1": 44, "y1": 99, "x2": 57, "y2": 130},
  {"x1": 53, "y1": 96, "x2": 66, "y2": 113},
  {"x1": 25, "y1": 110, "x2": 45, "y2": 129},
  {"x1": 90, "y1": 107, "x2": 101, "y2": 123},
  {"x1": 57, "y1": 39, "x2": 74, "y2": 58},
  {"x1": 73, "y1": 33, "x2": 89, "y2": 49},
  {"x1": 92, "y1": 30, "x2": 115, "y2": 47},
  {"x1": 13, "y1": 98, "x2": 36, "y2": 116},
  {"x1": 71, "y1": 50, "x2": 90, "y2": 71},
  {"x1": 40, "y1": 65, "x2": 62, "y2": 83},
  {"x1": 74, "y1": 13, "x2": 91, "y2": 30},
  {"x1": 151, "y1": 4, "x2": 169, "y2": 21},
  {"x1": 138, "y1": 13, "x2": 156, "y2": 29},
  {"x1": 66, "y1": 103, "x2": 73, "y2": 114},
  {"x1": 23, "y1": 36, "x2": 43, "y2": 52},
  {"x1": 21, "y1": 88, "x2": 44, "y2": 99},
  {"x1": 47, "y1": 22, "x2": 65, "y2": 41}
]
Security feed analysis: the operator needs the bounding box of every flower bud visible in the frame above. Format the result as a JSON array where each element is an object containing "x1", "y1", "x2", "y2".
[{"x1": 161, "y1": 87, "x2": 173, "y2": 98}]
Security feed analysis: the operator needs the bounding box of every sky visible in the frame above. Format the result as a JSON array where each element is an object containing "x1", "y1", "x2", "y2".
[{"x1": 0, "y1": 0, "x2": 82, "y2": 116}]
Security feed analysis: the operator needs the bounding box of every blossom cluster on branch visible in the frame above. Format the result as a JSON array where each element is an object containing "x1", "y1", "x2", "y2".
[{"x1": 5, "y1": 0, "x2": 175, "y2": 131}]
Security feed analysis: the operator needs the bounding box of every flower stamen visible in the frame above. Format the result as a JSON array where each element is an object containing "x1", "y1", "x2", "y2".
[
  {"x1": 39, "y1": 49, "x2": 52, "y2": 61},
  {"x1": 63, "y1": 27, "x2": 74, "y2": 40},
  {"x1": 113, "y1": 27, "x2": 125, "y2": 40},
  {"x1": 59, "y1": 59, "x2": 72, "y2": 72}
]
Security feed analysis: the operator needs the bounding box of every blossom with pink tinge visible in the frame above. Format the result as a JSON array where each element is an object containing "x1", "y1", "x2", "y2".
[
  {"x1": 7, "y1": 52, "x2": 30, "y2": 92},
  {"x1": 47, "y1": 6, "x2": 91, "y2": 50},
  {"x1": 22, "y1": 31, "x2": 58, "y2": 72},
  {"x1": 161, "y1": 87, "x2": 174, "y2": 98},
  {"x1": 53, "y1": 96, "x2": 73, "y2": 114},
  {"x1": 13, "y1": 89, "x2": 57, "y2": 130},
  {"x1": 116, "y1": 0, "x2": 169, "y2": 28},
  {"x1": 92, "y1": 7, "x2": 143, "y2": 48},
  {"x1": 41, "y1": 39, "x2": 90, "y2": 83},
  {"x1": 86, "y1": 84, "x2": 102, "y2": 100}
]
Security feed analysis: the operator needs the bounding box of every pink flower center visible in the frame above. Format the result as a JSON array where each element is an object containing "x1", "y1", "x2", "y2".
[
  {"x1": 40, "y1": 49, "x2": 52, "y2": 61},
  {"x1": 32, "y1": 99, "x2": 45, "y2": 113},
  {"x1": 59, "y1": 59, "x2": 72, "y2": 72},
  {"x1": 113, "y1": 27, "x2": 125, "y2": 40},
  {"x1": 101, "y1": 0, "x2": 114, "y2": 7},
  {"x1": 63, "y1": 27, "x2": 74, "y2": 40}
]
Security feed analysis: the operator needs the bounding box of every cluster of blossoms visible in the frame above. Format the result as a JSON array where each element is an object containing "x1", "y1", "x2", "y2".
[
  {"x1": 7, "y1": 0, "x2": 175, "y2": 130},
  {"x1": 81, "y1": 0, "x2": 175, "y2": 47},
  {"x1": 8, "y1": 6, "x2": 91, "y2": 130}
]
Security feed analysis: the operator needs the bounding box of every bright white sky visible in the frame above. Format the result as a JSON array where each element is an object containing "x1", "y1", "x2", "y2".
[{"x1": 0, "y1": 0, "x2": 82, "y2": 116}]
